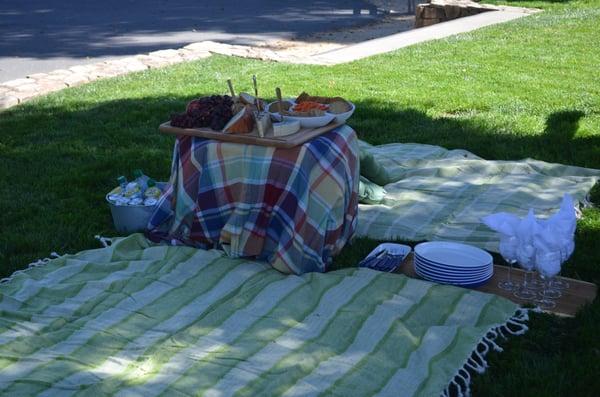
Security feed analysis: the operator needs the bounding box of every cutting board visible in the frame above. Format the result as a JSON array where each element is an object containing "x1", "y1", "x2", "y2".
[
  {"x1": 395, "y1": 253, "x2": 597, "y2": 317},
  {"x1": 159, "y1": 120, "x2": 345, "y2": 149}
]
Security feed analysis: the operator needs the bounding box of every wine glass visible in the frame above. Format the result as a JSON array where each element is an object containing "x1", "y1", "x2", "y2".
[
  {"x1": 528, "y1": 269, "x2": 545, "y2": 291},
  {"x1": 513, "y1": 244, "x2": 538, "y2": 301},
  {"x1": 534, "y1": 250, "x2": 562, "y2": 309},
  {"x1": 498, "y1": 235, "x2": 518, "y2": 291},
  {"x1": 550, "y1": 237, "x2": 573, "y2": 290},
  {"x1": 524, "y1": 244, "x2": 545, "y2": 291}
]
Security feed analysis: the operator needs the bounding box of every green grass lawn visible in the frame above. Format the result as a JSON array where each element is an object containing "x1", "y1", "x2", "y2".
[{"x1": 1, "y1": 0, "x2": 599, "y2": 395}]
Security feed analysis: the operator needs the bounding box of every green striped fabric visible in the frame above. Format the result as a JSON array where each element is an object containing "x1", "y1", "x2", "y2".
[
  {"x1": 356, "y1": 141, "x2": 600, "y2": 252},
  {"x1": 0, "y1": 234, "x2": 521, "y2": 396}
]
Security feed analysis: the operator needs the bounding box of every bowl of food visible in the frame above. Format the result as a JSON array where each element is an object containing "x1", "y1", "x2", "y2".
[
  {"x1": 267, "y1": 100, "x2": 335, "y2": 128},
  {"x1": 327, "y1": 100, "x2": 355, "y2": 124},
  {"x1": 267, "y1": 99, "x2": 294, "y2": 114},
  {"x1": 284, "y1": 113, "x2": 335, "y2": 128},
  {"x1": 294, "y1": 92, "x2": 355, "y2": 124}
]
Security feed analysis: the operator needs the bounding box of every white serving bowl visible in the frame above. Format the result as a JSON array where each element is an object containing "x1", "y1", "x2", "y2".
[
  {"x1": 279, "y1": 113, "x2": 335, "y2": 128},
  {"x1": 267, "y1": 100, "x2": 335, "y2": 128},
  {"x1": 330, "y1": 101, "x2": 355, "y2": 124}
]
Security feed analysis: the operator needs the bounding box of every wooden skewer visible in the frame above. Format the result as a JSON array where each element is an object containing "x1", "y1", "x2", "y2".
[
  {"x1": 227, "y1": 79, "x2": 235, "y2": 97},
  {"x1": 276, "y1": 87, "x2": 283, "y2": 116},
  {"x1": 252, "y1": 75, "x2": 261, "y2": 112}
]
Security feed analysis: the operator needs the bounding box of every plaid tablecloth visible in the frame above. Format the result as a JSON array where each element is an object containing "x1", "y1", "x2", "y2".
[{"x1": 148, "y1": 125, "x2": 359, "y2": 274}]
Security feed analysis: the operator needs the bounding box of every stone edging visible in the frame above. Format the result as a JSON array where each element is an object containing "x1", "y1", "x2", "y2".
[
  {"x1": 415, "y1": 0, "x2": 536, "y2": 28},
  {"x1": 0, "y1": 41, "x2": 320, "y2": 110}
]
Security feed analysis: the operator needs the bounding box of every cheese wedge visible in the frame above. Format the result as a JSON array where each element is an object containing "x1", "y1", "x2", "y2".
[
  {"x1": 273, "y1": 120, "x2": 301, "y2": 137},
  {"x1": 254, "y1": 111, "x2": 272, "y2": 138}
]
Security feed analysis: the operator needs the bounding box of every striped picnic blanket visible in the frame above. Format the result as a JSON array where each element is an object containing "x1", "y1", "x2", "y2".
[
  {"x1": 148, "y1": 125, "x2": 359, "y2": 275},
  {"x1": 0, "y1": 234, "x2": 526, "y2": 397},
  {"x1": 356, "y1": 141, "x2": 600, "y2": 252}
]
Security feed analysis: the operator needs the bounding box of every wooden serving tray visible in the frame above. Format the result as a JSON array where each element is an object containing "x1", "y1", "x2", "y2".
[
  {"x1": 159, "y1": 120, "x2": 344, "y2": 149},
  {"x1": 395, "y1": 253, "x2": 597, "y2": 317}
]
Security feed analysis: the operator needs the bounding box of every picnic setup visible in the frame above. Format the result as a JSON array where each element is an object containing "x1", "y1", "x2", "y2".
[{"x1": 1, "y1": 69, "x2": 598, "y2": 397}]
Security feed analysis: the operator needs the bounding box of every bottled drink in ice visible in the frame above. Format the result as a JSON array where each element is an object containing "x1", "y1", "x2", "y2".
[
  {"x1": 143, "y1": 198, "x2": 158, "y2": 206},
  {"x1": 124, "y1": 182, "x2": 141, "y2": 198},
  {"x1": 133, "y1": 169, "x2": 150, "y2": 194},
  {"x1": 108, "y1": 176, "x2": 128, "y2": 203},
  {"x1": 144, "y1": 179, "x2": 162, "y2": 199},
  {"x1": 143, "y1": 179, "x2": 162, "y2": 206},
  {"x1": 128, "y1": 197, "x2": 144, "y2": 206}
]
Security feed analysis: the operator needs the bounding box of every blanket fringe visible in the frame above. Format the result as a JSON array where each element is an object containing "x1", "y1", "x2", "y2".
[
  {"x1": 0, "y1": 252, "x2": 63, "y2": 285},
  {"x1": 94, "y1": 235, "x2": 113, "y2": 247},
  {"x1": 1, "y1": 235, "x2": 114, "y2": 286},
  {"x1": 441, "y1": 307, "x2": 530, "y2": 397}
]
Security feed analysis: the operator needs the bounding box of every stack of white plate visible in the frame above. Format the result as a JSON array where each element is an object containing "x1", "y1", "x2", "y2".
[{"x1": 414, "y1": 242, "x2": 493, "y2": 288}]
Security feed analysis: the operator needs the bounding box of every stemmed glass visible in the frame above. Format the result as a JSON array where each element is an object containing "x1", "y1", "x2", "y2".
[
  {"x1": 498, "y1": 235, "x2": 518, "y2": 291},
  {"x1": 513, "y1": 244, "x2": 538, "y2": 301},
  {"x1": 550, "y1": 238, "x2": 573, "y2": 290},
  {"x1": 525, "y1": 251, "x2": 545, "y2": 291},
  {"x1": 534, "y1": 251, "x2": 562, "y2": 309}
]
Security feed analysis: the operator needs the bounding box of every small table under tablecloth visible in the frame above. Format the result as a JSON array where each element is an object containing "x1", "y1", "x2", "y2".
[{"x1": 147, "y1": 125, "x2": 359, "y2": 274}]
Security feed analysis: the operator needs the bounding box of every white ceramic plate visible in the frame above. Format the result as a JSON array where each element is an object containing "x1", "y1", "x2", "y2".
[
  {"x1": 415, "y1": 253, "x2": 491, "y2": 273},
  {"x1": 415, "y1": 267, "x2": 493, "y2": 287},
  {"x1": 415, "y1": 260, "x2": 493, "y2": 279},
  {"x1": 415, "y1": 264, "x2": 493, "y2": 282},
  {"x1": 415, "y1": 242, "x2": 493, "y2": 269},
  {"x1": 415, "y1": 258, "x2": 491, "y2": 278},
  {"x1": 415, "y1": 257, "x2": 492, "y2": 276}
]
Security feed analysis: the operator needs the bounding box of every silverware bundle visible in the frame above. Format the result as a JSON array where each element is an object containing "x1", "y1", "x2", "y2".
[{"x1": 358, "y1": 243, "x2": 411, "y2": 273}]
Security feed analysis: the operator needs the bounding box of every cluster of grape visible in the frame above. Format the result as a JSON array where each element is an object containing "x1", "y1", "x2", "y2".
[{"x1": 170, "y1": 95, "x2": 234, "y2": 130}]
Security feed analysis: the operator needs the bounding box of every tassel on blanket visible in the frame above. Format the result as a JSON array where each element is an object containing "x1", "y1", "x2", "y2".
[
  {"x1": 0, "y1": 252, "x2": 63, "y2": 285},
  {"x1": 1, "y1": 233, "x2": 117, "y2": 286},
  {"x1": 441, "y1": 308, "x2": 530, "y2": 397},
  {"x1": 1, "y1": 235, "x2": 113, "y2": 286},
  {"x1": 95, "y1": 235, "x2": 114, "y2": 247}
]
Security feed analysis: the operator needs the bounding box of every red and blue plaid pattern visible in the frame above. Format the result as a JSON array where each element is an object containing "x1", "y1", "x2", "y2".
[{"x1": 147, "y1": 125, "x2": 359, "y2": 274}]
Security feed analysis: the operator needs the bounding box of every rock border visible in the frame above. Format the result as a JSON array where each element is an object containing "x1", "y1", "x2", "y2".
[
  {"x1": 0, "y1": 46, "x2": 209, "y2": 110},
  {"x1": 0, "y1": 42, "x2": 321, "y2": 110},
  {"x1": 415, "y1": 0, "x2": 534, "y2": 28}
]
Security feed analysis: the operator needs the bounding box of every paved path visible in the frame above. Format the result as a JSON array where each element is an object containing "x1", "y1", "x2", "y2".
[
  {"x1": 312, "y1": 8, "x2": 535, "y2": 64},
  {"x1": 0, "y1": 0, "x2": 382, "y2": 81}
]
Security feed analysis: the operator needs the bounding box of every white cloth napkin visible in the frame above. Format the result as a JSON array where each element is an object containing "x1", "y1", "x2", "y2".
[
  {"x1": 533, "y1": 225, "x2": 562, "y2": 276},
  {"x1": 541, "y1": 194, "x2": 576, "y2": 260},
  {"x1": 481, "y1": 212, "x2": 520, "y2": 237},
  {"x1": 482, "y1": 194, "x2": 577, "y2": 274},
  {"x1": 513, "y1": 210, "x2": 537, "y2": 269}
]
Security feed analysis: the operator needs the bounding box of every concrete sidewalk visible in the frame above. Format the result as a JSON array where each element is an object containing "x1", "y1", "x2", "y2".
[{"x1": 311, "y1": 9, "x2": 535, "y2": 64}]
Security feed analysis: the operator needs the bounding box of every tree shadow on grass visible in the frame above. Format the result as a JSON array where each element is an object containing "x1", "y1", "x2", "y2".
[
  {"x1": 350, "y1": 100, "x2": 598, "y2": 169},
  {"x1": 1, "y1": 93, "x2": 598, "y2": 397},
  {"x1": 545, "y1": 110, "x2": 585, "y2": 139},
  {"x1": 1, "y1": 95, "x2": 598, "y2": 280}
]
